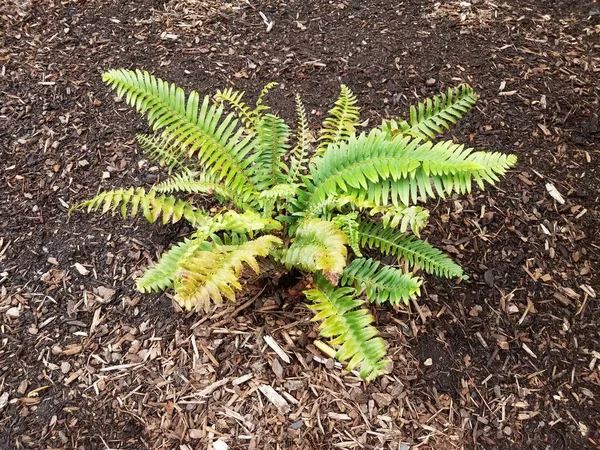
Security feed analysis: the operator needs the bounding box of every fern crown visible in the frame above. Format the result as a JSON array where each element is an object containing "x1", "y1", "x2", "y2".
[{"x1": 72, "y1": 69, "x2": 516, "y2": 380}]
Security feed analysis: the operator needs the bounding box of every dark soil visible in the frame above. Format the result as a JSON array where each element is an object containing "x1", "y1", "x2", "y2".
[{"x1": 1, "y1": 0, "x2": 599, "y2": 449}]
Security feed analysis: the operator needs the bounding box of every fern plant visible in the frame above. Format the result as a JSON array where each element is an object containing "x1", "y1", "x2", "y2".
[{"x1": 72, "y1": 69, "x2": 517, "y2": 380}]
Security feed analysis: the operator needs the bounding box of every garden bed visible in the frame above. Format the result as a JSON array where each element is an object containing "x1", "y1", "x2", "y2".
[{"x1": 1, "y1": 0, "x2": 599, "y2": 449}]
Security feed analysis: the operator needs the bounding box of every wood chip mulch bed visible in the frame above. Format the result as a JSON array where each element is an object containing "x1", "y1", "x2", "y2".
[{"x1": 1, "y1": 0, "x2": 599, "y2": 449}]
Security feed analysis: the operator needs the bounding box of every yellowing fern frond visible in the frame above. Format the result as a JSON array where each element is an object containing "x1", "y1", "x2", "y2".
[
  {"x1": 214, "y1": 87, "x2": 255, "y2": 130},
  {"x1": 174, "y1": 235, "x2": 282, "y2": 311},
  {"x1": 254, "y1": 81, "x2": 278, "y2": 118},
  {"x1": 152, "y1": 170, "x2": 253, "y2": 210},
  {"x1": 304, "y1": 279, "x2": 390, "y2": 380},
  {"x1": 368, "y1": 204, "x2": 429, "y2": 237},
  {"x1": 283, "y1": 219, "x2": 348, "y2": 283},
  {"x1": 71, "y1": 187, "x2": 207, "y2": 225},
  {"x1": 191, "y1": 210, "x2": 282, "y2": 240},
  {"x1": 136, "y1": 238, "x2": 212, "y2": 293}
]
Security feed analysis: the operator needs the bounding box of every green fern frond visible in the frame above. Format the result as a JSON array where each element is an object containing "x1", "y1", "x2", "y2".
[
  {"x1": 357, "y1": 220, "x2": 464, "y2": 278},
  {"x1": 332, "y1": 213, "x2": 362, "y2": 257},
  {"x1": 136, "y1": 238, "x2": 212, "y2": 293},
  {"x1": 71, "y1": 187, "x2": 206, "y2": 225},
  {"x1": 137, "y1": 133, "x2": 188, "y2": 172},
  {"x1": 282, "y1": 219, "x2": 348, "y2": 283},
  {"x1": 301, "y1": 130, "x2": 517, "y2": 212},
  {"x1": 174, "y1": 235, "x2": 282, "y2": 311},
  {"x1": 251, "y1": 113, "x2": 290, "y2": 188},
  {"x1": 152, "y1": 171, "x2": 251, "y2": 210},
  {"x1": 341, "y1": 258, "x2": 422, "y2": 306},
  {"x1": 254, "y1": 81, "x2": 278, "y2": 118},
  {"x1": 213, "y1": 87, "x2": 255, "y2": 130},
  {"x1": 287, "y1": 94, "x2": 311, "y2": 184},
  {"x1": 382, "y1": 84, "x2": 478, "y2": 140},
  {"x1": 316, "y1": 84, "x2": 360, "y2": 155},
  {"x1": 304, "y1": 278, "x2": 390, "y2": 380},
  {"x1": 102, "y1": 69, "x2": 259, "y2": 201}
]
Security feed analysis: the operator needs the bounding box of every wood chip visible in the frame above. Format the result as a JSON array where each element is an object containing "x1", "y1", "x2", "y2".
[
  {"x1": 545, "y1": 182, "x2": 565, "y2": 204},
  {"x1": 232, "y1": 374, "x2": 253, "y2": 386},
  {"x1": 263, "y1": 335, "x2": 291, "y2": 363},
  {"x1": 73, "y1": 263, "x2": 89, "y2": 275},
  {"x1": 212, "y1": 439, "x2": 229, "y2": 450},
  {"x1": 258, "y1": 384, "x2": 290, "y2": 414},
  {"x1": 0, "y1": 392, "x2": 8, "y2": 411}
]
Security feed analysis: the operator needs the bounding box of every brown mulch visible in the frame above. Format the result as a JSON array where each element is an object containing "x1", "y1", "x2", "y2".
[{"x1": 1, "y1": 0, "x2": 599, "y2": 449}]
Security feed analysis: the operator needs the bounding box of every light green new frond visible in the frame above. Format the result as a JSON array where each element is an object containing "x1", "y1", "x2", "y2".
[
  {"x1": 259, "y1": 183, "x2": 299, "y2": 202},
  {"x1": 302, "y1": 131, "x2": 517, "y2": 211},
  {"x1": 341, "y1": 258, "x2": 422, "y2": 306},
  {"x1": 136, "y1": 238, "x2": 212, "y2": 293},
  {"x1": 213, "y1": 87, "x2": 255, "y2": 130},
  {"x1": 102, "y1": 69, "x2": 259, "y2": 200},
  {"x1": 174, "y1": 235, "x2": 282, "y2": 311},
  {"x1": 254, "y1": 81, "x2": 278, "y2": 118},
  {"x1": 137, "y1": 133, "x2": 188, "y2": 172},
  {"x1": 259, "y1": 183, "x2": 299, "y2": 213},
  {"x1": 357, "y1": 220, "x2": 464, "y2": 279},
  {"x1": 287, "y1": 94, "x2": 311, "y2": 184},
  {"x1": 283, "y1": 219, "x2": 348, "y2": 283},
  {"x1": 191, "y1": 210, "x2": 282, "y2": 240},
  {"x1": 316, "y1": 84, "x2": 360, "y2": 155},
  {"x1": 71, "y1": 187, "x2": 206, "y2": 226},
  {"x1": 152, "y1": 171, "x2": 252, "y2": 210},
  {"x1": 382, "y1": 84, "x2": 478, "y2": 140},
  {"x1": 332, "y1": 213, "x2": 362, "y2": 257},
  {"x1": 251, "y1": 113, "x2": 290, "y2": 188},
  {"x1": 319, "y1": 196, "x2": 429, "y2": 237},
  {"x1": 369, "y1": 204, "x2": 429, "y2": 237},
  {"x1": 304, "y1": 279, "x2": 390, "y2": 380},
  {"x1": 216, "y1": 210, "x2": 282, "y2": 235}
]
